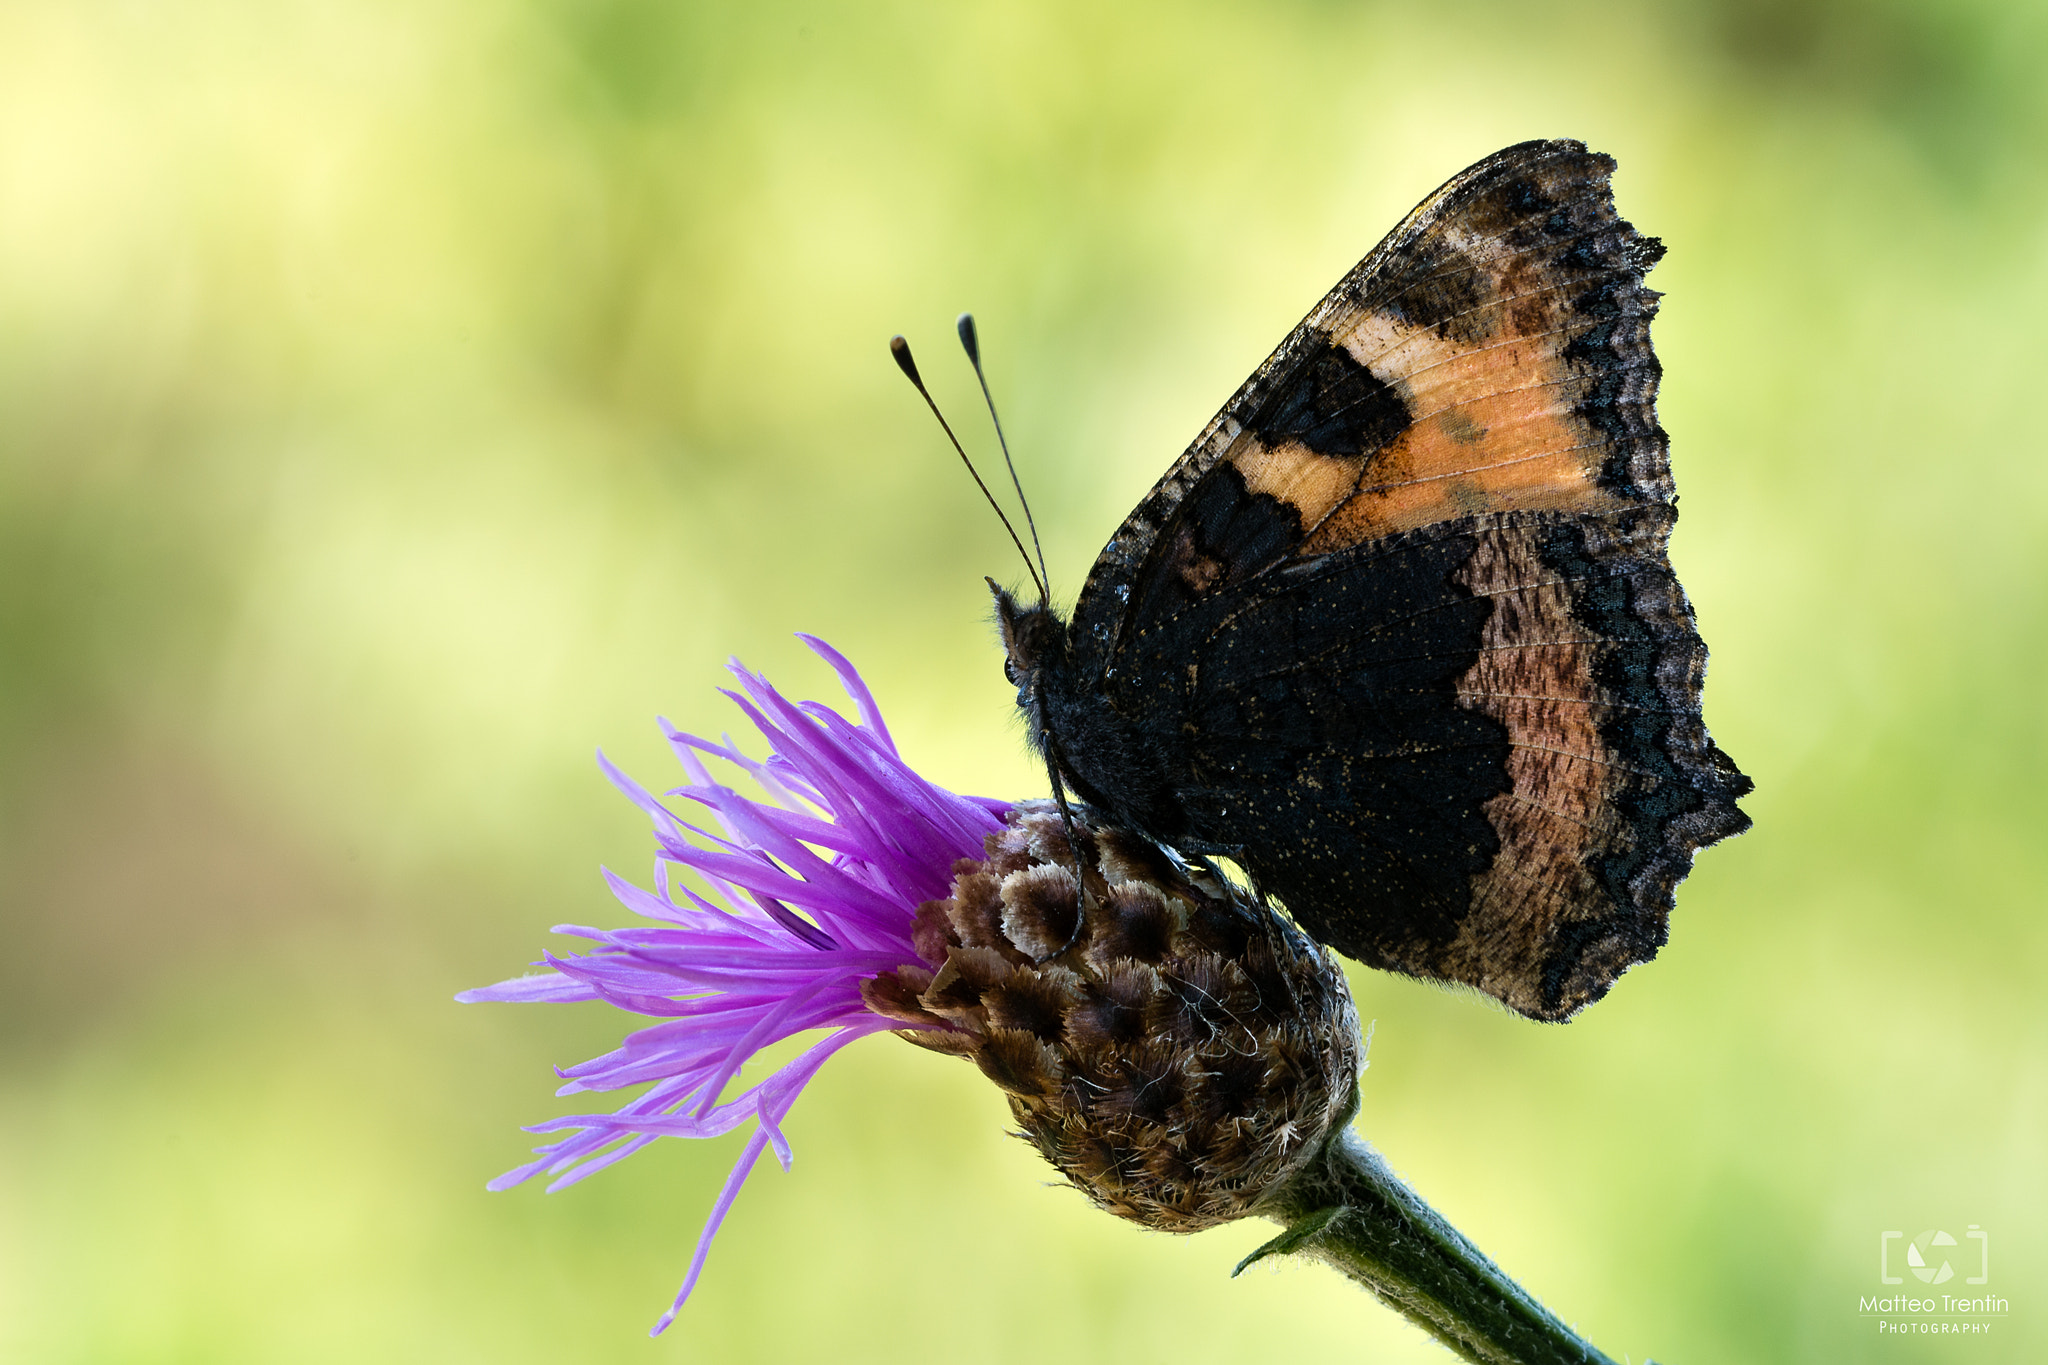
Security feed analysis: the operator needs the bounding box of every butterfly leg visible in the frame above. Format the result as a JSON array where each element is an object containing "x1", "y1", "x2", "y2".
[{"x1": 1039, "y1": 745, "x2": 1092, "y2": 961}]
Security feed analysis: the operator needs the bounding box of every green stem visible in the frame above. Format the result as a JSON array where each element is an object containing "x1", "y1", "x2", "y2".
[{"x1": 1254, "y1": 1129, "x2": 1637, "y2": 1365}]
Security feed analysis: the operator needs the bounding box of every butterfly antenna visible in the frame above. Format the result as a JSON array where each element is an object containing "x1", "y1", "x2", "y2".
[
  {"x1": 890, "y1": 335, "x2": 1046, "y2": 602},
  {"x1": 955, "y1": 313, "x2": 1050, "y2": 604}
]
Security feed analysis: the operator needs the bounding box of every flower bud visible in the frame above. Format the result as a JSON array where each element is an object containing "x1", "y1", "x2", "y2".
[{"x1": 864, "y1": 800, "x2": 1362, "y2": 1231}]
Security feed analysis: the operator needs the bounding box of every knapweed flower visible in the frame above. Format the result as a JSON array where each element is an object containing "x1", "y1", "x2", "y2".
[{"x1": 461, "y1": 636, "x2": 1360, "y2": 1334}]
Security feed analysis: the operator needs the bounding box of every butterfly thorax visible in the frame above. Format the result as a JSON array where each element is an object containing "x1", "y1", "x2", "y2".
[{"x1": 990, "y1": 582, "x2": 1193, "y2": 847}]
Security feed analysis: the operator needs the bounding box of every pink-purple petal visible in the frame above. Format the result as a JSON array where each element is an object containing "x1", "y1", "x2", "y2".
[{"x1": 460, "y1": 639, "x2": 1000, "y2": 1334}]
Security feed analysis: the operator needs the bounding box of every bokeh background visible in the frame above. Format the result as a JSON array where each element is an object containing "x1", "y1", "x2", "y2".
[{"x1": 3, "y1": 0, "x2": 2044, "y2": 1361}]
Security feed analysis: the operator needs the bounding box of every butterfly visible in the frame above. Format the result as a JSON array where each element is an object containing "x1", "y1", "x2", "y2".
[{"x1": 934, "y1": 139, "x2": 1752, "y2": 1022}]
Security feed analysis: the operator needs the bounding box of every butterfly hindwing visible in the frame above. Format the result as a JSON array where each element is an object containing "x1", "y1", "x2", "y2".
[
  {"x1": 1041, "y1": 139, "x2": 1749, "y2": 1020},
  {"x1": 1445, "y1": 506, "x2": 1750, "y2": 1015}
]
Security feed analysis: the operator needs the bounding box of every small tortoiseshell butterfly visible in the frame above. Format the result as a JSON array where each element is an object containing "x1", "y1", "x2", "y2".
[{"x1": 912, "y1": 140, "x2": 1752, "y2": 1021}]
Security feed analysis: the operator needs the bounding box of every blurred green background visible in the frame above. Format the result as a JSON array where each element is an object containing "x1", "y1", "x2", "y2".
[{"x1": 3, "y1": 0, "x2": 2044, "y2": 1360}]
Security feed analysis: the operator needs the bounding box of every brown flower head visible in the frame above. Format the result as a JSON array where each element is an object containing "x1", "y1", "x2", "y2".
[{"x1": 863, "y1": 799, "x2": 1362, "y2": 1231}]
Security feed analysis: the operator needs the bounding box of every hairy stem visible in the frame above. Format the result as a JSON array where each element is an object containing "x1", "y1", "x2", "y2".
[{"x1": 1255, "y1": 1129, "x2": 1638, "y2": 1365}]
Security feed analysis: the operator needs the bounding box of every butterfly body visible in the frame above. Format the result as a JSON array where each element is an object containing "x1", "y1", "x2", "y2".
[{"x1": 997, "y1": 140, "x2": 1751, "y2": 1022}]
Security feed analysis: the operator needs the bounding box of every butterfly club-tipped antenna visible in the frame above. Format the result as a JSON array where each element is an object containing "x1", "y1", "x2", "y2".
[
  {"x1": 889, "y1": 333, "x2": 1045, "y2": 604},
  {"x1": 955, "y1": 313, "x2": 1050, "y2": 608}
]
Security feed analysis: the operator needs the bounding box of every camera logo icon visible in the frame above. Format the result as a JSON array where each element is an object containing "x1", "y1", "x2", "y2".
[{"x1": 1880, "y1": 1227, "x2": 1988, "y2": 1286}]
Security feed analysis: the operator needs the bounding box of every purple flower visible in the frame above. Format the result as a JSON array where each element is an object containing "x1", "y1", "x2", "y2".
[{"x1": 459, "y1": 636, "x2": 1005, "y2": 1334}]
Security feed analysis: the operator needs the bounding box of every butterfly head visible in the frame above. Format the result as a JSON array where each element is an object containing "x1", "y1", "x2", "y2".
[{"x1": 987, "y1": 576, "x2": 1067, "y2": 714}]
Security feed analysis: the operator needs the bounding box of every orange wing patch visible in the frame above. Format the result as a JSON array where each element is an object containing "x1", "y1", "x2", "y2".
[
  {"x1": 1214, "y1": 145, "x2": 1668, "y2": 560},
  {"x1": 1310, "y1": 315, "x2": 1628, "y2": 552},
  {"x1": 1227, "y1": 438, "x2": 1365, "y2": 531}
]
